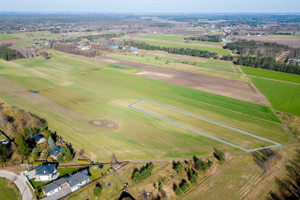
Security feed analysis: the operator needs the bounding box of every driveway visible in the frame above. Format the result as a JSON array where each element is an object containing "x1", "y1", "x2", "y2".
[{"x1": 0, "y1": 170, "x2": 34, "y2": 200}]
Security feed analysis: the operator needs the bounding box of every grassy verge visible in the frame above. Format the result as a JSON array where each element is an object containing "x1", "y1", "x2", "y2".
[{"x1": 0, "y1": 177, "x2": 22, "y2": 200}]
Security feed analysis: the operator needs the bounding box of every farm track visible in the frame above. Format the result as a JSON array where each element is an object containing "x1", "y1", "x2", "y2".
[
  {"x1": 246, "y1": 75, "x2": 300, "y2": 85},
  {"x1": 99, "y1": 56, "x2": 267, "y2": 105}
]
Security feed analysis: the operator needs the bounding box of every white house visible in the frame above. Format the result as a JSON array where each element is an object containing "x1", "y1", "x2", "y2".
[
  {"x1": 43, "y1": 168, "x2": 91, "y2": 198},
  {"x1": 35, "y1": 164, "x2": 59, "y2": 181},
  {"x1": 68, "y1": 168, "x2": 90, "y2": 192}
]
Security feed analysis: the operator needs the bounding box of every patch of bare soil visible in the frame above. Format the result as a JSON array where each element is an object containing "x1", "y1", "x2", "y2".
[
  {"x1": 98, "y1": 56, "x2": 266, "y2": 105},
  {"x1": 233, "y1": 35, "x2": 300, "y2": 48},
  {"x1": 0, "y1": 38, "x2": 25, "y2": 44},
  {"x1": 103, "y1": 58, "x2": 119, "y2": 63},
  {"x1": 90, "y1": 119, "x2": 119, "y2": 129}
]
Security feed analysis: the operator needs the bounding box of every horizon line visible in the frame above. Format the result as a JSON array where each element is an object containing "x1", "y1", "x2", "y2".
[{"x1": 0, "y1": 11, "x2": 299, "y2": 14}]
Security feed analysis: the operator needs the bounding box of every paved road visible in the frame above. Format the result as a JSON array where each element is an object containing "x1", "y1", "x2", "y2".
[{"x1": 0, "y1": 170, "x2": 34, "y2": 200}]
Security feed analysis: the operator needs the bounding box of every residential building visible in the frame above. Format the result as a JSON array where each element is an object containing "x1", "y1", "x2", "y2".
[
  {"x1": 32, "y1": 134, "x2": 46, "y2": 144},
  {"x1": 35, "y1": 164, "x2": 59, "y2": 181},
  {"x1": 42, "y1": 168, "x2": 91, "y2": 198},
  {"x1": 49, "y1": 146, "x2": 61, "y2": 160}
]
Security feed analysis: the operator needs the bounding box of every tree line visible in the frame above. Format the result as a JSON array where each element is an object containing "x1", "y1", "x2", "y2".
[
  {"x1": 0, "y1": 45, "x2": 23, "y2": 61},
  {"x1": 77, "y1": 33, "x2": 118, "y2": 42},
  {"x1": 224, "y1": 40, "x2": 289, "y2": 57},
  {"x1": 123, "y1": 40, "x2": 218, "y2": 58},
  {"x1": 123, "y1": 40, "x2": 299, "y2": 75},
  {"x1": 235, "y1": 56, "x2": 300, "y2": 75},
  {"x1": 185, "y1": 35, "x2": 222, "y2": 42}
]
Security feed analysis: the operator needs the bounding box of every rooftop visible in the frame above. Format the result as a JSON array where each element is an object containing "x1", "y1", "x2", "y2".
[
  {"x1": 35, "y1": 164, "x2": 57, "y2": 176},
  {"x1": 49, "y1": 146, "x2": 61, "y2": 156}
]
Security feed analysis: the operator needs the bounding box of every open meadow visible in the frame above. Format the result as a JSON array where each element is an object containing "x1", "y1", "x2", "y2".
[
  {"x1": 0, "y1": 51, "x2": 291, "y2": 162},
  {"x1": 0, "y1": 34, "x2": 15, "y2": 39},
  {"x1": 241, "y1": 67, "x2": 300, "y2": 116},
  {"x1": 109, "y1": 52, "x2": 244, "y2": 81}
]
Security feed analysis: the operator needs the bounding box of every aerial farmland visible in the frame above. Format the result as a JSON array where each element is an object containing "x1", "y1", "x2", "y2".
[{"x1": 0, "y1": 10, "x2": 299, "y2": 200}]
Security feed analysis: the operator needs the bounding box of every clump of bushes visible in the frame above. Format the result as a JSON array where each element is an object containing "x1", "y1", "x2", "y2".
[
  {"x1": 173, "y1": 179, "x2": 190, "y2": 196},
  {"x1": 94, "y1": 182, "x2": 102, "y2": 197},
  {"x1": 131, "y1": 162, "x2": 154, "y2": 181},
  {"x1": 213, "y1": 148, "x2": 225, "y2": 164},
  {"x1": 187, "y1": 168, "x2": 198, "y2": 184},
  {"x1": 193, "y1": 155, "x2": 213, "y2": 171},
  {"x1": 172, "y1": 161, "x2": 183, "y2": 174}
]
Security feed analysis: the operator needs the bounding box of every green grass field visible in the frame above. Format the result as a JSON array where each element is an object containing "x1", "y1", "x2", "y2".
[
  {"x1": 0, "y1": 35, "x2": 15, "y2": 39},
  {"x1": 0, "y1": 178, "x2": 22, "y2": 200},
  {"x1": 5, "y1": 31, "x2": 100, "y2": 47},
  {"x1": 109, "y1": 53, "x2": 244, "y2": 81},
  {"x1": 241, "y1": 67, "x2": 300, "y2": 116},
  {"x1": 241, "y1": 67, "x2": 300, "y2": 83},
  {"x1": 0, "y1": 51, "x2": 290, "y2": 161},
  {"x1": 136, "y1": 40, "x2": 230, "y2": 55},
  {"x1": 133, "y1": 99, "x2": 275, "y2": 150}
]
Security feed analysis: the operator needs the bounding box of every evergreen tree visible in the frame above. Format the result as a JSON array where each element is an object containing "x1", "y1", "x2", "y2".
[
  {"x1": 48, "y1": 136, "x2": 55, "y2": 149},
  {"x1": 15, "y1": 135, "x2": 31, "y2": 157}
]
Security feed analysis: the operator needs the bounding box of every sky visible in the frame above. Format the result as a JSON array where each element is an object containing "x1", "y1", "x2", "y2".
[{"x1": 0, "y1": 0, "x2": 299, "y2": 13}]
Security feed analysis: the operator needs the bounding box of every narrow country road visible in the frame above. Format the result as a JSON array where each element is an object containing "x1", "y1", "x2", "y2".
[{"x1": 0, "y1": 170, "x2": 34, "y2": 200}]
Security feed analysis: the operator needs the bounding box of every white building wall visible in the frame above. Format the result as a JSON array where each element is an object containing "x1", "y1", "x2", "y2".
[
  {"x1": 37, "y1": 175, "x2": 52, "y2": 181},
  {"x1": 45, "y1": 187, "x2": 60, "y2": 196}
]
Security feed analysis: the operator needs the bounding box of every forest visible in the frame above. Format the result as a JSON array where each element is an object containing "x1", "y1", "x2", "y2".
[
  {"x1": 234, "y1": 56, "x2": 300, "y2": 75},
  {"x1": 224, "y1": 41, "x2": 289, "y2": 57},
  {"x1": 0, "y1": 45, "x2": 23, "y2": 61}
]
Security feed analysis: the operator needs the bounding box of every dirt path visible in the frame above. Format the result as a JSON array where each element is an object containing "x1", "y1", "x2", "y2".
[
  {"x1": 134, "y1": 38, "x2": 223, "y2": 48},
  {"x1": 99, "y1": 56, "x2": 267, "y2": 105}
]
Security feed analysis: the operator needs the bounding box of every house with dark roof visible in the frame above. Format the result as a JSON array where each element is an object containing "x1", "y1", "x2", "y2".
[
  {"x1": 43, "y1": 177, "x2": 68, "y2": 196},
  {"x1": 32, "y1": 134, "x2": 46, "y2": 144},
  {"x1": 42, "y1": 168, "x2": 90, "y2": 198},
  {"x1": 68, "y1": 168, "x2": 90, "y2": 192},
  {"x1": 35, "y1": 164, "x2": 59, "y2": 181},
  {"x1": 48, "y1": 146, "x2": 61, "y2": 160}
]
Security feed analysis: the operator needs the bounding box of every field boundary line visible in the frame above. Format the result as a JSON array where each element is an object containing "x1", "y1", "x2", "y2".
[
  {"x1": 246, "y1": 74, "x2": 300, "y2": 85},
  {"x1": 129, "y1": 98, "x2": 281, "y2": 152}
]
